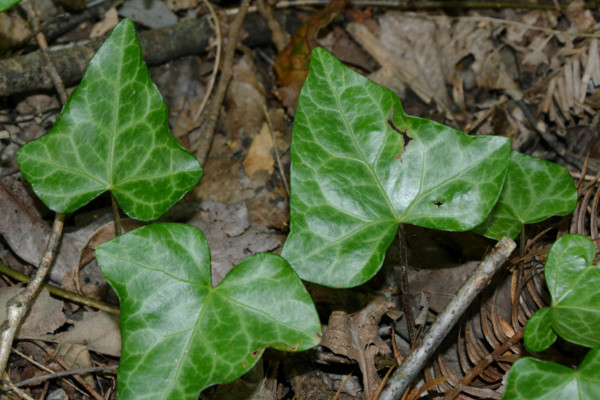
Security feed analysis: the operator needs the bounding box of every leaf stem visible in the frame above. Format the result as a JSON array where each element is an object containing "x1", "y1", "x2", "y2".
[
  {"x1": 0, "y1": 263, "x2": 120, "y2": 315},
  {"x1": 192, "y1": 0, "x2": 251, "y2": 165},
  {"x1": 111, "y1": 192, "x2": 123, "y2": 237},
  {"x1": 379, "y1": 237, "x2": 516, "y2": 400},
  {"x1": 397, "y1": 224, "x2": 417, "y2": 344}
]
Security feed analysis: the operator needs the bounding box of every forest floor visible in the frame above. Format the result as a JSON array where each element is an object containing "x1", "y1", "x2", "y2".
[{"x1": 0, "y1": 1, "x2": 599, "y2": 399}]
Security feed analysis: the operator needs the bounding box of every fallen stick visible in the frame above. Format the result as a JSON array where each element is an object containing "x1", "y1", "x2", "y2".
[
  {"x1": 0, "y1": 17, "x2": 214, "y2": 96},
  {"x1": 379, "y1": 237, "x2": 516, "y2": 400}
]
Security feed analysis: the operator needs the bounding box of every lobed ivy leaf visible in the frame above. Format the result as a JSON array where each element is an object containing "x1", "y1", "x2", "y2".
[
  {"x1": 0, "y1": 0, "x2": 21, "y2": 12},
  {"x1": 16, "y1": 19, "x2": 202, "y2": 221},
  {"x1": 281, "y1": 47, "x2": 510, "y2": 288},
  {"x1": 532, "y1": 234, "x2": 600, "y2": 349},
  {"x1": 475, "y1": 151, "x2": 577, "y2": 240},
  {"x1": 96, "y1": 223, "x2": 321, "y2": 400},
  {"x1": 524, "y1": 307, "x2": 556, "y2": 352},
  {"x1": 503, "y1": 348, "x2": 600, "y2": 399}
]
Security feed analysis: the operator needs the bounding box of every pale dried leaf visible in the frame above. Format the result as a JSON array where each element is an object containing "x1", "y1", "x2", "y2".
[
  {"x1": 243, "y1": 123, "x2": 275, "y2": 177},
  {"x1": 0, "y1": 287, "x2": 67, "y2": 338},
  {"x1": 44, "y1": 311, "x2": 121, "y2": 357}
]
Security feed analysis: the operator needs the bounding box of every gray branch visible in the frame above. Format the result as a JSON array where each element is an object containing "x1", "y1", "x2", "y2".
[{"x1": 380, "y1": 237, "x2": 516, "y2": 400}]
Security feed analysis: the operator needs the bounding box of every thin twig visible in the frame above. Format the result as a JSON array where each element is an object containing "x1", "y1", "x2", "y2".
[
  {"x1": 1, "y1": 366, "x2": 117, "y2": 393},
  {"x1": 192, "y1": 0, "x2": 251, "y2": 165},
  {"x1": 0, "y1": 4, "x2": 69, "y2": 372},
  {"x1": 397, "y1": 225, "x2": 417, "y2": 344},
  {"x1": 20, "y1": 0, "x2": 69, "y2": 104},
  {"x1": 54, "y1": 356, "x2": 104, "y2": 400},
  {"x1": 2, "y1": 372, "x2": 35, "y2": 400},
  {"x1": 0, "y1": 263, "x2": 120, "y2": 315},
  {"x1": 0, "y1": 214, "x2": 66, "y2": 377},
  {"x1": 9, "y1": 347, "x2": 86, "y2": 396},
  {"x1": 262, "y1": 104, "x2": 290, "y2": 197},
  {"x1": 379, "y1": 238, "x2": 516, "y2": 400},
  {"x1": 193, "y1": 0, "x2": 222, "y2": 122}
]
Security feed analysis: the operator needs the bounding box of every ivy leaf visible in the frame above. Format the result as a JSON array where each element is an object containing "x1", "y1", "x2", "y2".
[
  {"x1": 503, "y1": 348, "x2": 600, "y2": 400},
  {"x1": 524, "y1": 307, "x2": 556, "y2": 352},
  {"x1": 281, "y1": 47, "x2": 510, "y2": 288},
  {"x1": 16, "y1": 19, "x2": 202, "y2": 221},
  {"x1": 0, "y1": 0, "x2": 21, "y2": 12},
  {"x1": 96, "y1": 223, "x2": 321, "y2": 400},
  {"x1": 475, "y1": 151, "x2": 577, "y2": 240},
  {"x1": 540, "y1": 234, "x2": 600, "y2": 348}
]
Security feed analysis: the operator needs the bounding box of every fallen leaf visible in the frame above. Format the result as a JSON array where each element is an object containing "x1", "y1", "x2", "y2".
[
  {"x1": 0, "y1": 287, "x2": 67, "y2": 338},
  {"x1": 44, "y1": 311, "x2": 121, "y2": 357},
  {"x1": 0, "y1": 175, "x2": 79, "y2": 284},
  {"x1": 274, "y1": 0, "x2": 351, "y2": 113},
  {"x1": 90, "y1": 7, "x2": 119, "y2": 38},
  {"x1": 243, "y1": 123, "x2": 275, "y2": 177},
  {"x1": 321, "y1": 298, "x2": 393, "y2": 398}
]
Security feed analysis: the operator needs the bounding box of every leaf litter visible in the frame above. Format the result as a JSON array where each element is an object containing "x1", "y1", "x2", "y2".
[{"x1": 0, "y1": 1, "x2": 599, "y2": 399}]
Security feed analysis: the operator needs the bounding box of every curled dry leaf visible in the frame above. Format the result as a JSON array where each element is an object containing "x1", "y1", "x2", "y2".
[{"x1": 322, "y1": 297, "x2": 394, "y2": 398}]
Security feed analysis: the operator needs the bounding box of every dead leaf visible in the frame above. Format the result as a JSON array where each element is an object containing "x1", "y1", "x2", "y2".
[
  {"x1": 0, "y1": 287, "x2": 67, "y2": 338},
  {"x1": 78, "y1": 219, "x2": 145, "y2": 268},
  {"x1": 0, "y1": 175, "x2": 79, "y2": 285},
  {"x1": 243, "y1": 123, "x2": 275, "y2": 177},
  {"x1": 44, "y1": 311, "x2": 121, "y2": 357},
  {"x1": 565, "y1": 0, "x2": 596, "y2": 32},
  {"x1": 225, "y1": 55, "x2": 267, "y2": 147},
  {"x1": 321, "y1": 297, "x2": 393, "y2": 398},
  {"x1": 90, "y1": 7, "x2": 119, "y2": 38},
  {"x1": 274, "y1": 0, "x2": 351, "y2": 113},
  {"x1": 53, "y1": 343, "x2": 93, "y2": 385},
  {"x1": 189, "y1": 201, "x2": 281, "y2": 286}
]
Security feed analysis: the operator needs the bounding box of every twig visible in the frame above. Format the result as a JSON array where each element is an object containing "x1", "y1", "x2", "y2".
[
  {"x1": 379, "y1": 237, "x2": 516, "y2": 400},
  {"x1": 0, "y1": 3, "x2": 70, "y2": 377},
  {"x1": 20, "y1": 0, "x2": 69, "y2": 104},
  {"x1": 193, "y1": 0, "x2": 222, "y2": 122},
  {"x1": 2, "y1": 372, "x2": 35, "y2": 400},
  {"x1": 262, "y1": 104, "x2": 290, "y2": 197},
  {"x1": 397, "y1": 225, "x2": 417, "y2": 344},
  {"x1": 1, "y1": 366, "x2": 117, "y2": 393},
  {"x1": 256, "y1": 0, "x2": 290, "y2": 52},
  {"x1": 0, "y1": 214, "x2": 66, "y2": 377},
  {"x1": 54, "y1": 356, "x2": 104, "y2": 400},
  {"x1": 0, "y1": 263, "x2": 120, "y2": 315},
  {"x1": 192, "y1": 0, "x2": 251, "y2": 165}
]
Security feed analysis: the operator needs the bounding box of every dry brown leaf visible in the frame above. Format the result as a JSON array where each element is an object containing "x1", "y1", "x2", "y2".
[
  {"x1": 225, "y1": 55, "x2": 266, "y2": 147},
  {"x1": 243, "y1": 123, "x2": 275, "y2": 177},
  {"x1": 90, "y1": 7, "x2": 119, "y2": 38},
  {"x1": 565, "y1": 0, "x2": 596, "y2": 32},
  {"x1": 321, "y1": 297, "x2": 393, "y2": 398},
  {"x1": 53, "y1": 343, "x2": 93, "y2": 385},
  {"x1": 0, "y1": 287, "x2": 67, "y2": 338},
  {"x1": 0, "y1": 175, "x2": 79, "y2": 285},
  {"x1": 78, "y1": 219, "x2": 145, "y2": 268},
  {"x1": 44, "y1": 311, "x2": 121, "y2": 357},
  {"x1": 274, "y1": 0, "x2": 351, "y2": 113}
]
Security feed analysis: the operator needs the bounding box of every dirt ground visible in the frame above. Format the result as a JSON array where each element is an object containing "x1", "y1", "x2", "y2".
[{"x1": 0, "y1": 1, "x2": 599, "y2": 399}]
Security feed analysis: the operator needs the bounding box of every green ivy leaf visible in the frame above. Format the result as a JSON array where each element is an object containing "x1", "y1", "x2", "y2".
[
  {"x1": 0, "y1": 0, "x2": 21, "y2": 12},
  {"x1": 524, "y1": 307, "x2": 556, "y2": 352},
  {"x1": 503, "y1": 348, "x2": 600, "y2": 399},
  {"x1": 475, "y1": 151, "x2": 577, "y2": 240},
  {"x1": 16, "y1": 19, "x2": 202, "y2": 221},
  {"x1": 281, "y1": 47, "x2": 510, "y2": 287},
  {"x1": 542, "y1": 234, "x2": 600, "y2": 348},
  {"x1": 96, "y1": 223, "x2": 321, "y2": 400}
]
